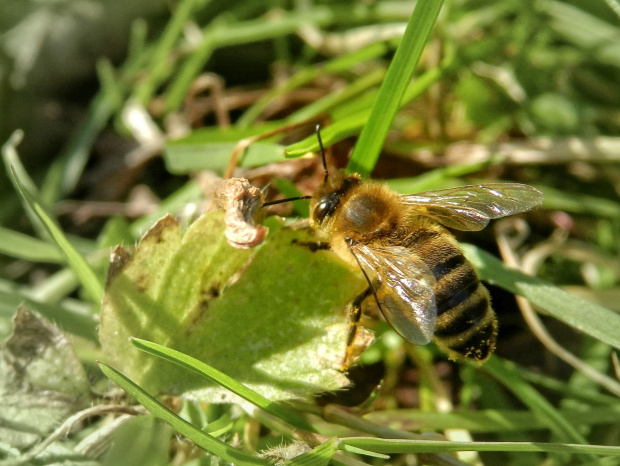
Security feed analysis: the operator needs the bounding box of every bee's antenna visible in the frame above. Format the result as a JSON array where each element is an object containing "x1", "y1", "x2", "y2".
[
  {"x1": 263, "y1": 126, "x2": 326, "y2": 208},
  {"x1": 316, "y1": 125, "x2": 328, "y2": 183},
  {"x1": 262, "y1": 195, "x2": 311, "y2": 207}
]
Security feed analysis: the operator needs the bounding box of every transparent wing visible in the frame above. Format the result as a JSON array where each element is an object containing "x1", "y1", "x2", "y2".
[
  {"x1": 351, "y1": 243, "x2": 437, "y2": 345},
  {"x1": 402, "y1": 183, "x2": 544, "y2": 231}
]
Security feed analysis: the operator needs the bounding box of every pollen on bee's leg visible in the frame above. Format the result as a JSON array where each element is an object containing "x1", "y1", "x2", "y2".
[
  {"x1": 340, "y1": 288, "x2": 374, "y2": 371},
  {"x1": 341, "y1": 325, "x2": 374, "y2": 372}
]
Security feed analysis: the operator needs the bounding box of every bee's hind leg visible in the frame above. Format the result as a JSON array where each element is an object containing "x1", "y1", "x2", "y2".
[{"x1": 341, "y1": 287, "x2": 373, "y2": 371}]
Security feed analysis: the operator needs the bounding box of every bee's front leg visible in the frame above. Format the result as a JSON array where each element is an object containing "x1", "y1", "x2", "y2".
[{"x1": 291, "y1": 239, "x2": 331, "y2": 252}]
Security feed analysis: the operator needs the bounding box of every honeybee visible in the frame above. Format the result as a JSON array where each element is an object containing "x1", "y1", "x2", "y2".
[{"x1": 266, "y1": 130, "x2": 543, "y2": 364}]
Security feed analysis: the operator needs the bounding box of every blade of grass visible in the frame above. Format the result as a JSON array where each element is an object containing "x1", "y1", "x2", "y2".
[
  {"x1": 0, "y1": 227, "x2": 63, "y2": 263},
  {"x1": 364, "y1": 405, "x2": 620, "y2": 433},
  {"x1": 8, "y1": 165, "x2": 103, "y2": 304},
  {"x1": 2, "y1": 131, "x2": 40, "y2": 197},
  {"x1": 284, "y1": 68, "x2": 386, "y2": 125},
  {"x1": 165, "y1": 6, "x2": 342, "y2": 113},
  {"x1": 385, "y1": 159, "x2": 496, "y2": 194},
  {"x1": 338, "y1": 437, "x2": 620, "y2": 456},
  {"x1": 237, "y1": 41, "x2": 391, "y2": 127},
  {"x1": 286, "y1": 437, "x2": 338, "y2": 466},
  {"x1": 482, "y1": 357, "x2": 590, "y2": 446},
  {"x1": 347, "y1": 0, "x2": 444, "y2": 176},
  {"x1": 130, "y1": 338, "x2": 317, "y2": 433},
  {"x1": 162, "y1": 17, "x2": 224, "y2": 115},
  {"x1": 97, "y1": 362, "x2": 267, "y2": 465},
  {"x1": 40, "y1": 20, "x2": 152, "y2": 203},
  {"x1": 133, "y1": 0, "x2": 201, "y2": 105},
  {"x1": 167, "y1": 4, "x2": 398, "y2": 114},
  {"x1": 283, "y1": 64, "x2": 445, "y2": 158},
  {"x1": 535, "y1": 184, "x2": 620, "y2": 218},
  {"x1": 29, "y1": 267, "x2": 80, "y2": 303},
  {"x1": 2, "y1": 130, "x2": 51, "y2": 241},
  {"x1": 462, "y1": 244, "x2": 620, "y2": 351},
  {"x1": 516, "y1": 365, "x2": 620, "y2": 406},
  {"x1": 163, "y1": 121, "x2": 288, "y2": 175}
]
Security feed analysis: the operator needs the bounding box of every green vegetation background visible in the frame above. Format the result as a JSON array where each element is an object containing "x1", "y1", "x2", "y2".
[{"x1": 2, "y1": 0, "x2": 620, "y2": 465}]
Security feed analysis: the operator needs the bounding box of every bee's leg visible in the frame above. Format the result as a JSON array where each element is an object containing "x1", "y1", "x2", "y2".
[
  {"x1": 341, "y1": 286, "x2": 373, "y2": 371},
  {"x1": 291, "y1": 239, "x2": 331, "y2": 252}
]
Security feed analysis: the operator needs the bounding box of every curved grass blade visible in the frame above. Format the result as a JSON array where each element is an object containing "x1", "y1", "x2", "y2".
[
  {"x1": 130, "y1": 338, "x2": 316, "y2": 433},
  {"x1": 2, "y1": 130, "x2": 49, "y2": 240},
  {"x1": 98, "y1": 362, "x2": 268, "y2": 465},
  {"x1": 347, "y1": 0, "x2": 444, "y2": 176},
  {"x1": 8, "y1": 165, "x2": 103, "y2": 304}
]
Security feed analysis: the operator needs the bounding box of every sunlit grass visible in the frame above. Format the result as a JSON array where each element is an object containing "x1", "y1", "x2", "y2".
[{"x1": 2, "y1": 0, "x2": 620, "y2": 464}]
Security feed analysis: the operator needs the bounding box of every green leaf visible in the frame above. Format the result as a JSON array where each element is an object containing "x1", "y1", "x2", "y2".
[
  {"x1": 130, "y1": 338, "x2": 316, "y2": 432},
  {"x1": 462, "y1": 244, "x2": 620, "y2": 351},
  {"x1": 8, "y1": 165, "x2": 104, "y2": 304},
  {"x1": 0, "y1": 308, "x2": 91, "y2": 450},
  {"x1": 100, "y1": 210, "x2": 368, "y2": 401},
  {"x1": 347, "y1": 0, "x2": 444, "y2": 176},
  {"x1": 98, "y1": 362, "x2": 268, "y2": 465}
]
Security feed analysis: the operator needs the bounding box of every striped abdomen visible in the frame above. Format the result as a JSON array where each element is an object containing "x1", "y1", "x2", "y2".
[{"x1": 402, "y1": 225, "x2": 498, "y2": 362}]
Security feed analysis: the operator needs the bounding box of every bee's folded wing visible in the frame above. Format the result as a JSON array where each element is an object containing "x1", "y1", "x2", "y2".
[
  {"x1": 402, "y1": 183, "x2": 544, "y2": 231},
  {"x1": 351, "y1": 243, "x2": 437, "y2": 345}
]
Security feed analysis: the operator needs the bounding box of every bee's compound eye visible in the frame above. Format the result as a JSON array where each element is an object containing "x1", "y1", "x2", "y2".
[{"x1": 313, "y1": 194, "x2": 339, "y2": 224}]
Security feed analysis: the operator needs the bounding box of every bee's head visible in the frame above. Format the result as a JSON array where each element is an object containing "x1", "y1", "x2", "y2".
[
  {"x1": 310, "y1": 171, "x2": 360, "y2": 227},
  {"x1": 263, "y1": 125, "x2": 359, "y2": 226}
]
